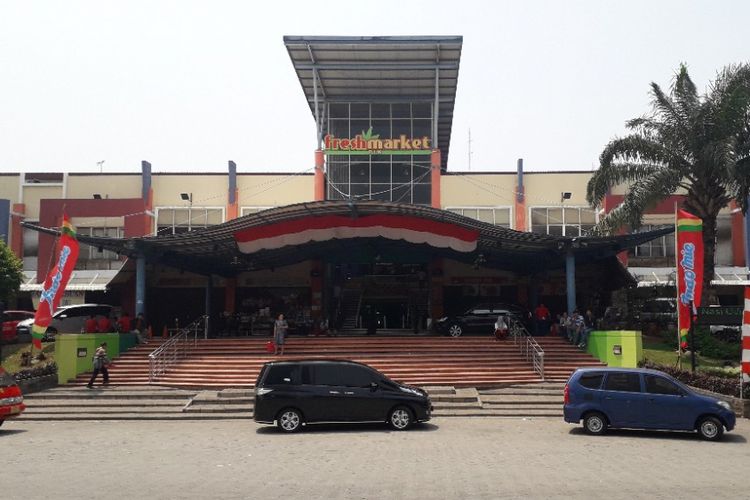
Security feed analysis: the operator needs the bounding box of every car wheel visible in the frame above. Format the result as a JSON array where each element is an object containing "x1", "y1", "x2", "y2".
[
  {"x1": 582, "y1": 412, "x2": 607, "y2": 435},
  {"x1": 447, "y1": 323, "x2": 463, "y2": 337},
  {"x1": 697, "y1": 417, "x2": 723, "y2": 441},
  {"x1": 276, "y1": 408, "x2": 303, "y2": 433},
  {"x1": 388, "y1": 406, "x2": 413, "y2": 431}
]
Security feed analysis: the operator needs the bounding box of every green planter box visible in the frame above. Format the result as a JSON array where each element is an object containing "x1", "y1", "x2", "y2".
[
  {"x1": 587, "y1": 330, "x2": 643, "y2": 368},
  {"x1": 54, "y1": 333, "x2": 137, "y2": 384}
]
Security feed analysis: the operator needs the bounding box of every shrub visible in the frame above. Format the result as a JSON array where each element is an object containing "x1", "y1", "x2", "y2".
[
  {"x1": 640, "y1": 360, "x2": 749, "y2": 399},
  {"x1": 13, "y1": 362, "x2": 57, "y2": 381}
]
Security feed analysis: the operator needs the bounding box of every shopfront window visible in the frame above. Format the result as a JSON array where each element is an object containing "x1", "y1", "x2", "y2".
[
  {"x1": 445, "y1": 207, "x2": 512, "y2": 228},
  {"x1": 628, "y1": 224, "x2": 675, "y2": 260},
  {"x1": 530, "y1": 206, "x2": 597, "y2": 236},
  {"x1": 325, "y1": 102, "x2": 433, "y2": 205},
  {"x1": 156, "y1": 207, "x2": 224, "y2": 235},
  {"x1": 76, "y1": 227, "x2": 124, "y2": 270}
]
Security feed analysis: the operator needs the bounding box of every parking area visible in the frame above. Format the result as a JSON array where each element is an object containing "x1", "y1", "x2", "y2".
[{"x1": 2, "y1": 417, "x2": 748, "y2": 499}]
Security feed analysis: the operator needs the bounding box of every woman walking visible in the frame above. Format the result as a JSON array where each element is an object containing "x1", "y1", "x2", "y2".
[{"x1": 273, "y1": 313, "x2": 288, "y2": 356}]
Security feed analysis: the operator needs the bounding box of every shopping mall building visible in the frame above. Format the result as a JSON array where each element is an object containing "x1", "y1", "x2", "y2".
[{"x1": 1, "y1": 36, "x2": 748, "y2": 335}]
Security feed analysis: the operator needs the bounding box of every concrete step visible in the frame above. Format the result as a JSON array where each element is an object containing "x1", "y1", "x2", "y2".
[{"x1": 18, "y1": 412, "x2": 254, "y2": 421}]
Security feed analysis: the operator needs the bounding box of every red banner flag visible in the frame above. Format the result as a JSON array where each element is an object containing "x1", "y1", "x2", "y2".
[
  {"x1": 675, "y1": 209, "x2": 704, "y2": 349},
  {"x1": 31, "y1": 216, "x2": 79, "y2": 349}
]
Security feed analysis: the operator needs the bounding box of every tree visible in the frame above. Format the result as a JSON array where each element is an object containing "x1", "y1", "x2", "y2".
[
  {"x1": 0, "y1": 239, "x2": 23, "y2": 305},
  {"x1": 587, "y1": 63, "x2": 750, "y2": 304}
]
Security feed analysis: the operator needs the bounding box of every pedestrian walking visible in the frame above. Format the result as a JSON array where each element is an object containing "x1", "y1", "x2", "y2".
[
  {"x1": 87, "y1": 342, "x2": 111, "y2": 388},
  {"x1": 273, "y1": 313, "x2": 288, "y2": 355}
]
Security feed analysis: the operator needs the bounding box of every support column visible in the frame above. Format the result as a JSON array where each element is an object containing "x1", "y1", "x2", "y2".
[
  {"x1": 566, "y1": 251, "x2": 576, "y2": 315},
  {"x1": 430, "y1": 149, "x2": 441, "y2": 208},
  {"x1": 205, "y1": 275, "x2": 213, "y2": 339},
  {"x1": 429, "y1": 258, "x2": 444, "y2": 323},
  {"x1": 11, "y1": 203, "x2": 25, "y2": 260},
  {"x1": 224, "y1": 278, "x2": 236, "y2": 313},
  {"x1": 515, "y1": 159, "x2": 526, "y2": 231},
  {"x1": 135, "y1": 253, "x2": 146, "y2": 317},
  {"x1": 227, "y1": 160, "x2": 239, "y2": 220},
  {"x1": 314, "y1": 150, "x2": 325, "y2": 201}
]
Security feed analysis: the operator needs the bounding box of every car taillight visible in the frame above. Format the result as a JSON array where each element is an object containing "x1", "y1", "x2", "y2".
[{"x1": 563, "y1": 384, "x2": 570, "y2": 405}]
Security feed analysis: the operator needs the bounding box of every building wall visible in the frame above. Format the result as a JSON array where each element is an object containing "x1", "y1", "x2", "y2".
[
  {"x1": 67, "y1": 174, "x2": 142, "y2": 199},
  {"x1": 1, "y1": 167, "x2": 745, "y2": 276},
  {"x1": 236, "y1": 174, "x2": 315, "y2": 207}
]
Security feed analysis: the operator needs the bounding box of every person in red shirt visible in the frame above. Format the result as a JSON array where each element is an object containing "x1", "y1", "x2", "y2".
[
  {"x1": 117, "y1": 312, "x2": 132, "y2": 333},
  {"x1": 534, "y1": 303, "x2": 551, "y2": 336},
  {"x1": 97, "y1": 315, "x2": 112, "y2": 333},
  {"x1": 84, "y1": 315, "x2": 98, "y2": 333}
]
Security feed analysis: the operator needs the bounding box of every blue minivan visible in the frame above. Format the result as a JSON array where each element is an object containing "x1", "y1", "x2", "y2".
[{"x1": 564, "y1": 368, "x2": 736, "y2": 440}]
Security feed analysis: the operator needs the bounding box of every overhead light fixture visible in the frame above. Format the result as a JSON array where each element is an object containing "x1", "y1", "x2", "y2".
[
  {"x1": 93, "y1": 194, "x2": 102, "y2": 200},
  {"x1": 561, "y1": 192, "x2": 572, "y2": 203},
  {"x1": 180, "y1": 192, "x2": 192, "y2": 202}
]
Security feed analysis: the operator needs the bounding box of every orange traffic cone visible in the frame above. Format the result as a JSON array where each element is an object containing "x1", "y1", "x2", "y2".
[
  {"x1": 162, "y1": 325, "x2": 168, "y2": 339},
  {"x1": 147, "y1": 325, "x2": 153, "y2": 339}
]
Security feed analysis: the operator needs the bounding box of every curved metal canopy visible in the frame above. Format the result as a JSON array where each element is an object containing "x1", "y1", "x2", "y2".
[{"x1": 23, "y1": 201, "x2": 673, "y2": 279}]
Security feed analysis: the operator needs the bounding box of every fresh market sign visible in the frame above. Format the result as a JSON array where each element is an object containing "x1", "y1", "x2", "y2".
[{"x1": 324, "y1": 127, "x2": 432, "y2": 155}]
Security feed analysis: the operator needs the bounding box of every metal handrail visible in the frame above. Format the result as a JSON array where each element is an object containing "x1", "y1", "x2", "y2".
[
  {"x1": 148, "y1": 315, "x2": 207, "y2": 383},
  {"x1": 509, "y1": 319, "x2": 545, "y2": 380}
]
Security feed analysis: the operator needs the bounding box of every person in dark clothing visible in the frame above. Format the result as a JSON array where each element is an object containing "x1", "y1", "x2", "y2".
[{"x1": 87, "y1": 342, "x2": 110, "y2": 388}]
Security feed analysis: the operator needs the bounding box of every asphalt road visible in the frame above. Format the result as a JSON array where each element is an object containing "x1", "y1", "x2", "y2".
[{"x1": 1, "y1": 417, "x2": 748, "y2": 500}]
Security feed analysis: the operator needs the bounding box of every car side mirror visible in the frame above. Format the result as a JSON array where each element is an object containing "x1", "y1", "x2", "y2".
[{"x1": 370, "y1": 382, "x2": 378, "y2": 391}]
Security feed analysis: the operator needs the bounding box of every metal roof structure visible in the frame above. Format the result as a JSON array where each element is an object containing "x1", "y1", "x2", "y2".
[
  {"x1": 20, "y1": 268, "x2": 131, "y2": 292},
  {"x1": 284, "y1": 36, "x2": 462, "y2": 170},
  {"x1": 24, "y1": 201, "x2": 672, "y2": 281},
  {"x1": 629, "y1": 266, "x2": 750, "y2": 287}
]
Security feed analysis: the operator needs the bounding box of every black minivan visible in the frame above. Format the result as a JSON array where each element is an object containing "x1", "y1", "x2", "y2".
[{"x1": 254, "y1": 360, "x2": 432, "y2": 432}]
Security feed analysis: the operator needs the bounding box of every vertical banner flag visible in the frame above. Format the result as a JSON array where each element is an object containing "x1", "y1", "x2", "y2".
[
  {"x1": 31, "y1": 216, "x2": 79, "y2": 349},
  {"x1": 742, "y1": 287, "x2": 750, "y2": 383},
  {"x1": 675, "y1": 209, "x2": 704, "y2": 349}
]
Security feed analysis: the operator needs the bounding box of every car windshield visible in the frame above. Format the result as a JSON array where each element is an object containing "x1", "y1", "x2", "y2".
[{"x1": 0, "y1": 369, "x2": 17, "y2": 388}]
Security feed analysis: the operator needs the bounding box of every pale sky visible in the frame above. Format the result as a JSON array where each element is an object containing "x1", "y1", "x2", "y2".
[{"x1": 1, "y1": 0, "x2": 748, "y2": 174}]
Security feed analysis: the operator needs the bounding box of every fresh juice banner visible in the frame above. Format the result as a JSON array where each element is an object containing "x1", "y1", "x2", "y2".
[
  {"x1": 675, "y1": 209, "x2": 703, "y2": 349},
  {"x1": 31, "y1": 216, "x2": 79, "y2": 349}
]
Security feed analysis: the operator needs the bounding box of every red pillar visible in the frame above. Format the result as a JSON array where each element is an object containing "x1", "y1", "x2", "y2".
[
  {"x1": 430, "y1": 150, "x2": 441, "y2": 209},
  {"x1": 10, "y1": 203, "x2": 24, "y2": 259},
  {"x1": 730, "y1": 201, "x2": 745, "y2": 266},
  {"x1": 314, "y1": 150, "x2": 325, "y2": 201},
  {"x1": 224, "y1": 278, "x2": 237, "y2": 313},
  {"x1": 514, "y1": 187, "x2": 526, "y2": 231}
]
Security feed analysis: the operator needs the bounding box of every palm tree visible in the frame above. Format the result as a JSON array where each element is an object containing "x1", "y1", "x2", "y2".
[{"x1": 587, "y1": 63, "x2": 750, "y2": 303}]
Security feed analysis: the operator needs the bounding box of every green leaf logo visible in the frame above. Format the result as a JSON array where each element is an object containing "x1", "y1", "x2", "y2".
[{"x1": 361, "y1": 126, "x2": 379, "y2": 141}]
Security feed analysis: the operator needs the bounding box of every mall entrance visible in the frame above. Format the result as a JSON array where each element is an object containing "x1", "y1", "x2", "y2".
[{"x1": 329, "y1": 261, "x2": 430, "y2": 333}]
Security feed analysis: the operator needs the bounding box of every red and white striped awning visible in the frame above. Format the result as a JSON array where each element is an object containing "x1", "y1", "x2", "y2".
[{"x1": 234, "y1": 214, "x2": 479, "y2": 254}]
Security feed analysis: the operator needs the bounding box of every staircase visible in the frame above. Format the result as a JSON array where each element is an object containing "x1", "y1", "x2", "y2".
[
  {"x1": 67, "y1": 335, "x2": 605, "y2": 389},
  {"x1": 339, "y1": 289, "x2": 362, "y2": 329}
]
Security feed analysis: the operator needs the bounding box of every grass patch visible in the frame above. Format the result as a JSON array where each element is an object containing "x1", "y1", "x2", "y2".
[
  {"x1": 0, "y1": 342, "x2": 55, "y2": 374},
  {"x1": 642, "y1": 339, "x2": 736, "y2": 373}
]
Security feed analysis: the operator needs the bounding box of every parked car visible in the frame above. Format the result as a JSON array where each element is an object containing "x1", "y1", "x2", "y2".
[
  {"x1": 0, "y1": 367, "x2": 26, "y2": 427},
  {"x1": 434, "y1": 303, "x2": 530, "y2": 337},
  {"x1": 15, "y1": 304, "x2": 113, "y2": 341},
  {"x1": 1, "y1": 310, "x2": 35, "y2": 344},
  {"x1": 254, "y1": 360, "x2": 433, "y2": 432},
  {"x1": 564, "y1": 367, "x2": 735, "y2": 441}
]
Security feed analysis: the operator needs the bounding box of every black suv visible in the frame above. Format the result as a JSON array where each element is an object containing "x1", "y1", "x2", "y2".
[
  {"x1": 434, "y1": 303, "x2": 530, "y2": 337},
  {"x1": 254, "y1": 360, "x2": 432, "y2": 432}
]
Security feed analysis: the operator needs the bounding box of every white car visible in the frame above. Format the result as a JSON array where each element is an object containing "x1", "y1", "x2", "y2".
[{"x1": 16, "y1": 304, "x2": 113, "y2": 341}]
